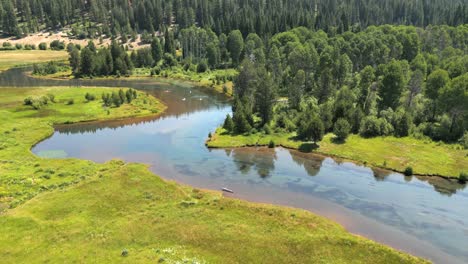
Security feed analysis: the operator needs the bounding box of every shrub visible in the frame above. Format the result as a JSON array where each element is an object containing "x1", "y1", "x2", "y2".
[
  {"x1": 263, "y1": 124, "x2": 272, "y2": 135},
  {"x1": 121, "y1": 249, "x2": 128, "y2": 257},
  {"x1": 47, "y1": 93, "x2": 56, "y2": 103},
  {"x1": 459, "y1": 172, "x2": 467, "y2": 184},
  {"x1": 333, "y1": 118, "x2": 351, "y2": 141},
  {"x1": 459, "y1": 132, "x2": 468, "y2": 149},
  {"x1": 2, "y1": 42, "x2": 12, "y2": 48},
  {"x1": 359, "y1": 116, "x2": 381, "y2": 137},
  {"x1": 33, "y1": 61, "x2": 61, "y2": 75},
  {"x1": 297, "y1": 116, "x2": 324, "y2": 142},
  {"x1": 359, "y1": 116, "x2": 394, "y2": 137},
  {"x1": 222, "y1": 85, "x2": 228, "y2": 93},
  {"x1": 50, "y1": 40, "x2": 65, "y2": 50},
  {"x1": 24, "y1": 97, "x2": 34, "y2": 106},
  {"x1": 163, "y1": 53, "x2": 177, "y2": 68},
  {"x1": 404, "y1": 166, "x2": 413, "y2": 176},
  {"x1": 15, "y1": 43, "x2": 23, "y2": 50},
  {"x1": 268, "y1": 140, "x2": 276, "y2": 148},
  {"x1": 67, "y1": 99, "x2": 74, "y2": 105},
  {"x1": 24, "y1": 96, "x2": 51, "y2": 110},
  {"x1": 197, "y1": 60, "x2": 208, "y2": 73},
  {"x1": 38, "y1": 42, "x2": 47, "y2": 50},
  {"x1": 151, "y1": 66, "x2": 161, "y2": 76},
  {"x1": 223, "y1": 114, "x2": 234, "y2": 132},
  {"x1": 85, "y1": 93, "x2": 96, "y2": 101}
]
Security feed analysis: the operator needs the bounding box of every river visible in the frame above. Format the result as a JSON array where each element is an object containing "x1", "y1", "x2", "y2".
[{"x1": 1, "y1": 68, "x2": 467, "y2": 263}]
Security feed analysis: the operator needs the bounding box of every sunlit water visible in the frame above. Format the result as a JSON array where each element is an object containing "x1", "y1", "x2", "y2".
[{"x1": 1, "y1": 68, "x2": 467, "y2": 263}]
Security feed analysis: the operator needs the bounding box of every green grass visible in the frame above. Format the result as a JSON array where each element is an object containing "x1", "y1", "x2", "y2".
[
  {"x1": 0, "y1": 50, "x2": 68, "y2": 72},
  {"x1": 0, "y1": 87, "x2": 165, "y2": 208},
  {"x1": 207, "y1": 128, "x2": 468, "y2": 178},
  {"x1": 0, "y1": 87, "x2": 426, "y2": 263}
]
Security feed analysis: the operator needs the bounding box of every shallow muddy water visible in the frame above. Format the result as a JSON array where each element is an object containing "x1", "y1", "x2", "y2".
[{"x1": 1, "y1": 68, "x2": 467, "y2": 263}]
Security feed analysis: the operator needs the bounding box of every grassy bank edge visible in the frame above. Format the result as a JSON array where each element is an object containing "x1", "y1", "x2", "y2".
[{"x1": 206, "y1": 128, "x2": 468, "y2": 180}]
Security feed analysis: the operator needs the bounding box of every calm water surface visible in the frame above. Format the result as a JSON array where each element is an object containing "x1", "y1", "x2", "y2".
[{"x1": 1, "y1": 69, "x2": 467, "y2": 263}]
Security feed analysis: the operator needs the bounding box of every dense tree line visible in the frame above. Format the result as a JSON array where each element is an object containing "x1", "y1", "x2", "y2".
[
  {"x1": 223, "y1": 25, "x2": 467, "y2": 146},
  {"x1": 69, "y1": 40, "x2": 133, "y2": 77},
  {"x1": 0, "y1": 0, "x2": 466, "y2": 38}
]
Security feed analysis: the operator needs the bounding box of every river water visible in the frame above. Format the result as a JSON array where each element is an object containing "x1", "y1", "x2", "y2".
[{"x1": 1, "y1": 68, "x2": 467, "y2": 263}]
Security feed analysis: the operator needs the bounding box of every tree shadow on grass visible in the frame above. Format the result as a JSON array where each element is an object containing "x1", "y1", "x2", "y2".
[
  {"x1": 331, "y1": 136, "x2": 346, "y2": 145},
  {"x1": 298, "y1": 142, "x2": 319, "y2": 152}
]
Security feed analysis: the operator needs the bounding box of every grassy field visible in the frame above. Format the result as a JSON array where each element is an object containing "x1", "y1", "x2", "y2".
[
  {"x1": 207, "y1": 128, "x2": 468, "y2": 178},
  {"x1": 0, "y1": 87, "x2": 426, "y2": 263},
  {"x1": 0, "y1": 50, "x2": 68, "y2": 72}
]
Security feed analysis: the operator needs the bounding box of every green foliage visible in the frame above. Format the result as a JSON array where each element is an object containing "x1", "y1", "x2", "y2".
[
  {"x1": 23, "y1": 95, "x2": 51, "y2": 110},
  {"x1": 32, "y1": 61, "x2": 64, "y2": 76},
  {"x1": 334, "y1": 118, "x2": 351, "y2": 141},
  {"x1": 151, "y1": 38, "x2": 163, "y2": 63},
  {"x1": 298, "y1": 116, "x2": 324, "y2": 143},
  {"x1": 223, "y1": 114, "x2": 234, "y2": 132},
  {"x1": 460, "y1": 132, "x2": 468, "y2": 149},
  {"x1": 359, "y1": 116, "x2": 394, "y2": 138},
  {"x1": 404, "y1": 166, "x2": 413, "y2": 176},
  {"x1": 38, "y1": 43, "x2": 47, "y2": 50},
  {"x1": 50, "y1": 40, "x2": 65, "y2": 50},
  {"x1": 268, "y1": 140, "x2": 276, "y2": 148},
  {"x1": 85, "y1": 93, "x2": 96, "y2": 102},
  {"x1": 459, "y1": 173, "x2": 467, "y2": 183},
  {"x1": 197, "y1": 60, "x2": 208, "y2": 73},
  {"x1": 227, "y1": 30, "x2": 244, "y2": 66}
]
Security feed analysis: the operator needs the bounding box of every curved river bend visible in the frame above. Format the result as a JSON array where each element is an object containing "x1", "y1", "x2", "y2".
[{"x1": 1, "y1": 69, "x2": 467, "y2": 264}]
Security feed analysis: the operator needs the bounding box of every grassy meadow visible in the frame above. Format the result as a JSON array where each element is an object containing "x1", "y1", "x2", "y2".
[
  {"x1": 0, "y1": 86, "x2": 427, "y2": 263},
  {"x1": 0, "y1": 50, "x2": 68, "y2": 73},
  {"x1": 207, "y1": 128, "x2": 468, "y2": 178}
]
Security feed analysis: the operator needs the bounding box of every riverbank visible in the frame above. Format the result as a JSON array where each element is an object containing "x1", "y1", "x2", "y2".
[
  {"x1": 0, "y1": 87, "x2": 426, "y2": 262},
  {"x1": 29, "y1": 68, "x2": 236, "y2": 98},
  {"x1": 207, "y1": 128, "x2": 468, "y2": 179}
]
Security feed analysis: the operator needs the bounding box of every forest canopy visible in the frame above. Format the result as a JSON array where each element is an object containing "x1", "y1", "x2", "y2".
[{"x1": 0, "y1": 0, "x2": 466, "y2": 37}]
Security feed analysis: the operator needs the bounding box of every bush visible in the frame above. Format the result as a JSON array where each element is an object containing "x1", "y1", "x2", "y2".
[
  {"x1": 67, "y1": 99, "x2": 74, "y2": 105},
  {"x1": 404, "y1": 166, "x2": 413, "y2": 176},
  {"x1": 333, "y1": 118, "x2": 351, "y2": 141},
  {"x1": 297, "y1": 116, "x2": 324, "y2": 142},
  {"x1": 268, "y1": 140, "x2": 276, "y2": 148},
  {"x1": 222, "y1": 85, "x2": 228, "y2": 93},
  {"x1": 223, "y1": 114, "x2": 234, "y2": 132},
  {"x1": 33, "y1": 61, "x2": 60, "y2": 75},
  {"x1": 121, "y1": 249, "x2": 128, "y2": 257},
  {"x1": 2, "y1": 42, "x2": 12, "y2": 48},
  {"x1": 39, "y1": 42, "x2": 47, "y2": 50},
  {"x1": 163, "y1": 53, "x2": 177, "y2": 67},
  {"x1": 459, "y1": 172, "x2": 467, "y2": 184},
  {"x1": 85, "y1": 93, "x2": 96, "y2": 101},
  {"x1": 50, "y1": 40, "x2": 65, "y2": 50},
  {"x1": 47, "y1": 93, "x2": 55, "y2": 103},
  {"x1": 197, "y1": 60, "x2": 208, "y2": 73},
  {"x1": 24, "y1": 97, "x2": 34, "y2": 106},
  {"x1": 459, "y1": 132, "x2": 468, "y2": 149},
  {"x1": 359, "y1": 116, "x2": 394, "y2": 137},
  {"x1": 15, "y1": 43, "x2": 23, "y2": 50},
  {"x1": 263, "y1": 124, "x2": 272, "y2": 135},
  {"x1": 151, "y1": 66, "x2": 161, "y2": 76},
  {"x1": 24, "y1": 96, "x2": 51, "y2": 110}
]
